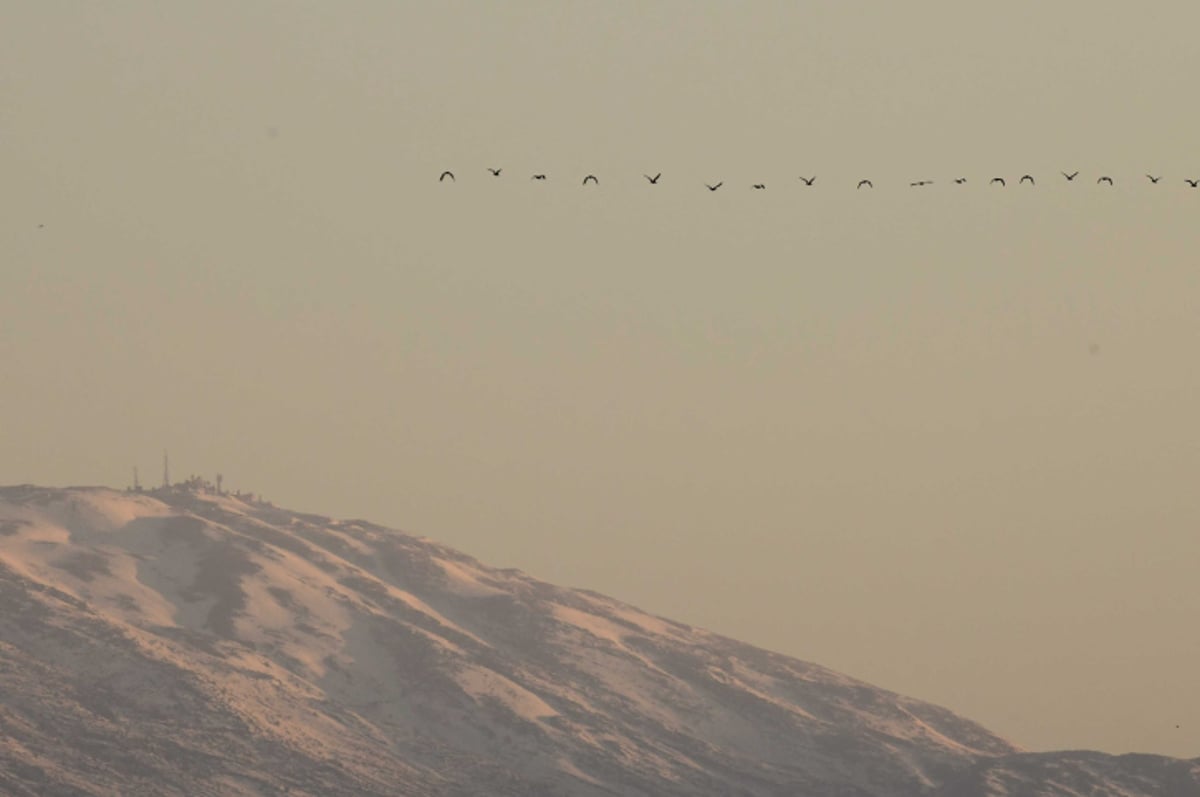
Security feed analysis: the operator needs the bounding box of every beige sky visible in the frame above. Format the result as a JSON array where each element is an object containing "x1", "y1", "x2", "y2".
[{"x1": 2, "y1": 1, "x2": 1199, "y2": 758}]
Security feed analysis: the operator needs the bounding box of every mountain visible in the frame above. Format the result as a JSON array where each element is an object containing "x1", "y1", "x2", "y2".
[
  {"x1": 934, "y1": 752, "x2": 1200, "y2": 797},
  {"x1": 0, "y1": 485, "x2": 1195, "y2": 796}
]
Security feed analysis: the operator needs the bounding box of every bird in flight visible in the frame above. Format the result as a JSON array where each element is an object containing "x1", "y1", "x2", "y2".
[
  {"x1": 644, "y1": 173, "x2": 662, "y2": 184},
  {"x1": 1186, "y1": 179, "x2": 1199, "y2": 188},
  {"x1": 799, "y1": 176, "x2": 816, "y2": 186},
  {"x1": 705, "y1": 182, "x2": 723, "y2": 191},
  {"x1": 752, "y1": 183, "x2": 766, "y2": 190},
  {"x1": 1062, "y1": 171, "x2": 1080, "y2": 181},
  {"x1": 1098, "y1": 176, "x2": 1114, "y2": 185},
  {"x1": 990, "y1": 177, "x2": 1006, "y2": 186},
  {"x1": 487, "y1": 168, "x2": 502, "y2": 176},
  {"x1": 910, "y1": 180, "x2": 933, "y2": 187},
  {"x1": 1147, "y1": 174, "x2": 1162, "y2": 183},
  {"x1": 857, "y1": 179, "x2": 873, "y2": 189},
  {"x1": 1020, "y1": 175, "x2": 1035, "y2": 185},
  {"x1": 439, "y1": 171, "x2": 455, "y2": 182},
  {"x1": 582, "y1": 175, "x2": 599, "y2": 185},
  {"x1": 531, "y1": 174, "x2": 547, "y2": 180},
  {"x1": 954, "y1": 178, "x2": 967, "y2": 184}
]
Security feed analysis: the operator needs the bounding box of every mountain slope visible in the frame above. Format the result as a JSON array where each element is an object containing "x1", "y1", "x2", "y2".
[
  {"x1": 933, "y1": 751, "x2": 1200, "y2": 797},
  {"x1": 0, "y1": 485, "x2": 1194, "y2": 796}
]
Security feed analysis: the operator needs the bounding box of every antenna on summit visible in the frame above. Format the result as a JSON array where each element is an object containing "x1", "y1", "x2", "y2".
[{"x1": 162, "y1": 451, "x2": 170, "y2": 488}]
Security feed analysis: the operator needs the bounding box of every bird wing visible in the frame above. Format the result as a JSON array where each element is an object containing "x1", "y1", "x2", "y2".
[{"x1": 440, "y1": 171, "x2": 454, "y2": 181}]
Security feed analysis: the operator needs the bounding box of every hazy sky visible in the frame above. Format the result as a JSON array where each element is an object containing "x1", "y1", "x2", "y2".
[{"x1": 3, "y1": 2, "x2": 1199, "y2": 758}]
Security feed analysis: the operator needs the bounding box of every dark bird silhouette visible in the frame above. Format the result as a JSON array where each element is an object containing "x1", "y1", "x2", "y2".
[
  {"x1": 644, "y1": 173, "x2": 662, "y2": 184},
  {"x1": 857, "y1": 179, "x2": 873, "y2": 189},
  {"x1": 1098, "y1": 176, "x2": 1114, "y2": 185},
  {"x1": 1062, "y1": 171, "x2": 1080, "y2": 181},
  {"x1": 582, "y1": 175, "x2": 599, "y2": 185},
  {"x1": 487, "y1": 168, "x2": 502, "y2": 176},
  {"x1": 1186, "y1": 179, "x2": 1199, "y2": 188},
  {"x1": 799, "y1": 176, "x2": 816, "y2": 186},
  {"x1": 752, "y1": 183, "x2": 766, "y2": 189},
  {"x1": 705, "y1": 182, "x2": 723, "y2": 191},
  {"x1": 910, "y1": 180, "x2": 933, "y2": 187},
  {"x1": 991, "y1": 177, "x2": 1006, "y2": 186},
  {"x1": 1020, "y1": 175, "x2": 1035, "y2": 185},
  {"x1": 531, "y1": 174, "x2": 547, "y2": 180},
  {"x1": 954, "y1": 178, "x2": 967, "y2": 184},
  {"x1": 439, "y1": 171, "x2": 455, "y2": 182},
  {"x1": 1147, "y1": 174, "x2": 1162, "y2": 183}
]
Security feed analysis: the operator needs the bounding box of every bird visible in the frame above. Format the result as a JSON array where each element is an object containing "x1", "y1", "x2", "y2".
[
  {"x1": 990, "y1": 177, "x2": 1006, "y2": 186},
  {"x1": 1147, "y1": 174, "x2": 1162, "y2": 183},
  {"x1": 582, "y1": 175, "x2": 599, "y2": 185},
  {"x1": 954, "y1": 178, "x2": 967, "y2": 184},
  {"x1": 531, "y1": 174, "x2": 547, "y2": 180},
  {"x1": 1098, "y1": 176, "x2": 1114, "y2": 185},
  {"x1": 487, "y1": 168, "x2": 502, "y2": 176},
  {"x1": 644, "y1": 173, "x2": 662, "y2": 184},
  {"x1": 857, "y1": 179, "x2": 873, "y2": 189},
  {"x1": 439, "y1": 171, "x2": 455, "y2": 182},
  {"x1": 705, "y1": 182, "x2": 723, "y2": 192},
  {"x1": 1186, "y1": 179, "x2": 1199, "y2": 188},
  {"x1": 1062, "y1": 171, "x2": 1080, "y2": 181},
  {"x1": 799, "y1": 176, "x2": 816, "y2": 186},
  {"x1": 910, "y1": 180, "x2": 933, "y2": 187},
  {"x1": 752, "y1": 183, "x2": 766, "y2": 189},
  {"x1": 1020, "y1": 175, "x2": 1035, "y2": 185}
]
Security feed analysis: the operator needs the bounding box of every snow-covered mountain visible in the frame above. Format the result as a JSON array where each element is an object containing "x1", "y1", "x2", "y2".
[{"x1": 0, "y1": 485, "x2": 1195, "y2": 796}]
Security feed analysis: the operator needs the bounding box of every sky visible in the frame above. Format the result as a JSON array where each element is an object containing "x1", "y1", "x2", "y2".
[{"x1": 2, "y1": 1, "x2": 1199, "y2": 758}]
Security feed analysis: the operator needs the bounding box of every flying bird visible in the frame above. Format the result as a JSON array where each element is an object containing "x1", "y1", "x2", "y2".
[
  {"x1": 954, "y1": 178, "x2": 967, "y2": 184},
  {"x1": 799, "y1": 176, "x2": 816, "y2": 186},
  {"x1": 1147, "y1": 174, "x2": 1162, "y2": 183},
  {"x1": 752, "y1": 183, "x2": 766, "y2": 189},
  {"x1": 1020, "y1": 175, "x2": 1035, "y2": 185},
  {"x1": 487, "y1": 168, "x2": 502, "y2": 176},
  {"x1": 531, "y1": 174, "x2": 547, "y2": 180},
  {"x1": 439, "y1": 171, "x2": 455, "y2": 182},
  {"x1": 1062, "y1": 171, "x2": 1080, "y2": 181},
  {"x1": 644, "y1": 173, "x2": 662, "y2": 184},
  {"x1": 705, "y1": 182, "x2": 723, "y2": 191},
  {"x1": 910, "y1": 180, "x2": 933, "y2": 187},
  {"x1": 1186, "y1": 179, "x2": 1199, "y2": 188},
  {"x1": 1098, "y1": 176, "x2": 1114, "y2": 185},
  {"x1": 990, "y1": 177, "x2": 1006, "y2": 186},
  {"x1": 582, "y1": 175, "x2": 599, "y2": 185},
  {"x1": 857, "y1": 179, "x2": 873, "y2": 189}
]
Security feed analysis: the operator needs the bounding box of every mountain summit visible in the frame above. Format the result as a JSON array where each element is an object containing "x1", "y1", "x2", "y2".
[{"x1": 0, "y1": 485, "x2": 1195, "y2": 796}]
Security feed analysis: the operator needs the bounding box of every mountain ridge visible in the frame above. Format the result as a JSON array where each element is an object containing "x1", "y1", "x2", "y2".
[{"x1": 0, "y1": 484, "x2": 1195, "y2": 796}]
